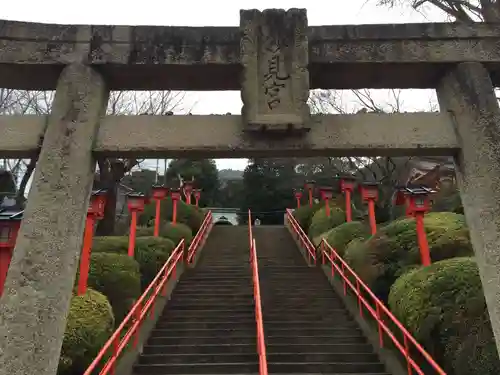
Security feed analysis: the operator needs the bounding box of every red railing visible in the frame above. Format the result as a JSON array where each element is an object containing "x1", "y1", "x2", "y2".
[
  {"x1": 285, "y1": 211, "x2": 447, "y2": 375},
  {"x1": 248, "y1": 210, "x2": 268, "y2": 375},
  {"x1": 186, "y1": 210, "x2": 213, "y2": 264},
  {"x1": 84, "y1": 211, "x2": 213, "y2": 375},
  {"x1": 285, "y1": 209, "x2": 316, "y2": 264}
]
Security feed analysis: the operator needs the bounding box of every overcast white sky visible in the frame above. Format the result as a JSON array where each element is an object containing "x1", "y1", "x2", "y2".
[{"x1": 3, "y1": 0, "x2": 446, "y2": 171}]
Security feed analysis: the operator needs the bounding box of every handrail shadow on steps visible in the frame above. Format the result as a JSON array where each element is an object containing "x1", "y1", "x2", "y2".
[
  {"x1": 83, "y1": 210, "x2": 214, "y2": 375},
  {"x1": 248, "y1": 209, "x2": 269, "y2": 375},
  {"x1": 285, "y1": 208, "x2": 446, "y2": 375}
]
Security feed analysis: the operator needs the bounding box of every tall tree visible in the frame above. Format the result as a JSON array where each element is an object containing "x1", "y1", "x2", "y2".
[
  {"x1": 240, "y1": 158, "x2": 297, "y2": 225},
  {"x1": 376, "y1": 0, "x2": 500, "y2": 22},
  {"x1": 165, "y1": 159, "x2": 220, "y2": 207}
]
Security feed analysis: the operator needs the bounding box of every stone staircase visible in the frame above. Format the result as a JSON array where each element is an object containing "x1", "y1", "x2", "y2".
[
  {"x1": 254, "y1": 225, "x2": 391, "y2": 374},
  {"x1": 132, "y1": 226, "x2": 259, "y2": 374}
]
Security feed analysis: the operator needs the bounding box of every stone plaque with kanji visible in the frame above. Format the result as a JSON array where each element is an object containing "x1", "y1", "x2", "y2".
[{"x1": 240, "y1": 8, "x2": 310, "y2": 133}]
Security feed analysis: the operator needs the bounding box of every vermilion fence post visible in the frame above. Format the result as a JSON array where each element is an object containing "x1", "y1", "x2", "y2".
[
  {"x1": 77, "y1": 190, "x2": 107, "y2": 296},
  {"x1": 305, "y1": 180, "x2": 315, "y2": 207},
  {"x1": 170, "y1": 189, "x2": 181, "y2": 225},
  {"x1": 151, "y1": 185, "x2": 169, "y2": 237},
  {"x1": 126, "y1": 193, "x2": 147, "y2": 257}
]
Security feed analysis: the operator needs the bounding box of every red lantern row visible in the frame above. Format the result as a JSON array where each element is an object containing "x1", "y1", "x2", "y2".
[{"x1": 295, "y1": 179, "x2": 436, "y2": 267}]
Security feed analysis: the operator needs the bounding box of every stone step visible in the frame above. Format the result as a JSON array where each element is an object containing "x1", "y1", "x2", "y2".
[
  {"x1": 154, "y1": 320, "x2": 257, "y2": 330},
  {"x1": 167, "y1": 301, "x2": 255, "y2": 309},
  {"x1": 159, "y1": 314, "x2": 256, "y2": 323},
  {"x1": 168, "y1": 294, "x2": 254, "y2": 302},
  {"x1": 150, "y1": 327, "x2": 257, "y2": 338},
  {"x1": 133, "y1": 361, "x2": 387, "y2": 374},
  {"x1": 137, "y1": 352, "x2": 380, "y2": 365},
  {"x1": 143, "y1": 342, "x2": 376, "y2": 355},
  {"x1": 147, "y1": 335, "x2": 257, "y2": 346}
]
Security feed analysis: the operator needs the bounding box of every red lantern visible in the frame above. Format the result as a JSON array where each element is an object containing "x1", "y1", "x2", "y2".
[
  {"x1": 340, "y1": 175, "x2": 356, "y2": 222},
  {"x1": 170, "y1": 188, "x2": 181, "y2": 225},
  {"x1": 193, "y1": 189, "x2": 202, "y2": 207},
  {"x1": 152, "y1": 185, "x2": 169, "y2": 200},
  {"x1": 319, "y1": 186, "x2": 334, "y2": 217},
  {"x1": 126, "y1": 193, "x2": 148, "y2": 257},
  {"x1": 0, "y1": 209, "x2": 23, "y2": 296},
  {"x1": 183, "y1": 180, "x2": 194, "y2": 205},
  {"x1": 127, "y1": 193, "x2": 147, "y2": 213},
  {"x1": 404, "y1": 186, "x2": 436, "y2": 267},
  {"x1": 293, "y1": 189, "x2": 303, "y2": 209},
  {"x1": 304, "y1": 180, "x2": 315, "y2": 207},
  {"x1": 359, "y1": 182, "x2": 379, "y2": 235},
  {"x1": 88, "y1": 189, "x2": 107, "y2": 219}
]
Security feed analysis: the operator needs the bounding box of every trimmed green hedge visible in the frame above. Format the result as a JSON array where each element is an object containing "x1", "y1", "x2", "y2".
[
  {"x1": 139, "y1": 197, "x2": 204, "y2": 232},
  {"x1": 389, "y1": 257, "x2": 500, "y2": 375},
  {"x1": 59, "y1": 289, "x2": 114, "y2": 375},
  {"x1": 308, "y1": 206, "x2": 346, "y2": 240},
  {"x1": 87, "y1": 252, "x2": 141, "y2": 322},
  {"x1": 344, "y1": 212, "x2": 473, "y2": 302},
  {"x1": 135, "y1": 222, "x2": 193, "y2": 246},
  {"x1": 293, "y1": 202, "x2": 325, "y2": 231},
  {"x1": 162, "y1": 222, "x2": 193, "y2": 246},
  {"x1": 314, "y1": 221, "x2": 371, "y2": 255},
  {"x1": 93, "y1": 236, "x2": 176, "y2": 289}
]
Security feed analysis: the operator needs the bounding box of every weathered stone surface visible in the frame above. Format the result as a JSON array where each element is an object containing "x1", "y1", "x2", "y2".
[
  {"x1": 0, "y1": 112, "x2": 458, "y2": 158},
  {"x1": 0, "y1": 63, "x2": 108, "y2": 375},
  {"x1": 0, "y1": 18, "x2": 498, "y2": 89},
  {"x1": 240, "y1": 8, "x2": 309, "y2": 132},
  {"x1": 437, "y1": 62, "x2": 500, "y2": 355}
]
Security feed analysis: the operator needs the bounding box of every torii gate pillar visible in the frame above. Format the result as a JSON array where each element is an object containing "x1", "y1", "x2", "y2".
[{"x1": 438, "y1": 61, "x2": 500, "y2": 353}]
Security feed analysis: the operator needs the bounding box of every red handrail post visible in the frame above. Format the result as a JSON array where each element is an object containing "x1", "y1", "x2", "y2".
[{"x1": 368, "y1": 200, "x2": 377, "y2": 234}]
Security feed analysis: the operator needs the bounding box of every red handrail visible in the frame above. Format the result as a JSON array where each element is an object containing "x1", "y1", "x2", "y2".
[
  {"x1": 84, "y1": 211, "x2": 213, "y2": 375},
  {"x1": 285, "y1": 209, "x2": 316, "y2": 264},
  {"x1": 187, "y1": 210, "x2": 213, "y2": 264},
  {"x1": 286, "y1": 212, "x2": 447, "y2": 375},
  {"x1": 248, "y1": 210, "x2": 268, "y2": 375}
]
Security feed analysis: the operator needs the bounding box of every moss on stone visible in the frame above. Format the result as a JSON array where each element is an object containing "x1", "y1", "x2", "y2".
[
  {"x1": 58, "y1": 289, "x2": 114, "y2": 375},
  {"x1": 344, "y1": 212, "x2": 473, "y2": 302},
  {"x1": 389, "y1": 257, "x2": 500, "y2": 375},
  {"x1": 87, "y1": 252, "x2": 141, "y2": 322}
]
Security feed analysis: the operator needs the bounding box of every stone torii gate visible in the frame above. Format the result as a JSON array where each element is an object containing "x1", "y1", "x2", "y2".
[{"x1": 0, "y1": 8, "x2": 499, "y2": 375}]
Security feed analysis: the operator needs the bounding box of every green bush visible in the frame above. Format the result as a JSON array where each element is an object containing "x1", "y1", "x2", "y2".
[
  {"x1": 389, "y1": 257, "x2": 500, "y2": 375},
  {"x1": 314, "y1": 221, "x2": 371, "y2": 255},
  {"x1": 344, "y1": 212, "x2": 473, "y2": 302},
  {"x1": 308, "y1": 206, "x2": 346, "y2": 240},
  {"x1": 138, "y1": 197, "x2": 204, "y2": 232},
  {"x1": 162, "y1": 222, "x2": 193, "y2": 246},
  {"x1": 87, "y1": 252, "x2": 141, "y2": 322},
  {"x1": 59, "y1": 289, "x2": 114, "y2": 375},
  {"x1": 293, "y1": 202, "x2": 324, "y2": 231},
  {"x1": 133, "y1": 222, "x2": 193, "y2": 246},
  {"x1": 93, "y1": 236, "x2": 176, "y2": 289}
]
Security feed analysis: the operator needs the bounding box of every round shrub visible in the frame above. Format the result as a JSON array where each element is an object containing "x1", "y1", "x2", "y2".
[
  {"x1": 93, "y1": 236, "x2": 176, "y2": 289},
  {"x1": 135, "y1": 226, "x2": 154, "y2": 237},
  {"x1": 389, "y1": 257, "x2": 499, "y2": 375},
  {"x1": 308, "y1": 206, "x2": 346, "y2": 240},
  {"x1": 162, "y1": 222, "x2": 193, "y2": 246},
  {"x1": 59, "y1": 289, "x2": 114, "y2": 375},
  {"x1": 344, "y1": 212, "x2": 473, "y2": 302},
  {"x1": 315, "y1": 221, "x2": 371, "y2": 255},
  {"x1": 139, "y1": 197, "x2": 204, "y2": 232},
  {"x1": 87, "y1": 252, "x2": 141, "y2": 322},
  {"x1": 293, "y1": 202, "x2": 324, "y2": 231}
]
